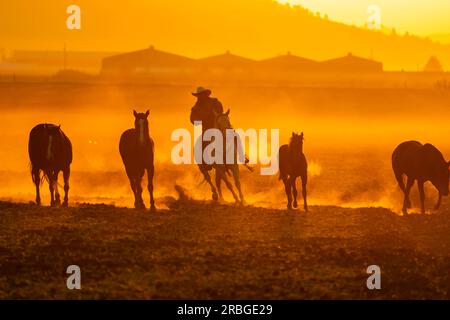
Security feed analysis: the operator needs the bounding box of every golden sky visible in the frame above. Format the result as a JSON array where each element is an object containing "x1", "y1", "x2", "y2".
[
  {"x1": 279, "y1": 0, "x2": 450, "y2": 38},
  {"x1": 1, "y1": 0, "x2": 450, "y2": 70}
]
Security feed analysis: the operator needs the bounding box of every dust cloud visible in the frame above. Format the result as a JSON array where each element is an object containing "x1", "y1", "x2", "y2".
[{"x1": 1, "y1": 83, "x2": 450, "y2": 212}]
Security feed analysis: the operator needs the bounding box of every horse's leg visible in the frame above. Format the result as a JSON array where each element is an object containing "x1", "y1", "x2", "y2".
[
  {"x1": 301, "y1": 174, "x2": 308, "y2": 212},
  {"x1": 47, "y1": 170, "x2": 56, "y2": 206},
  {"x1": 231, "y1": 165, "x2": 245, "y2": 204},
  {"x1": 402, "y1": 177, "x2": 414, "y2": 215},
  {"x1": 125, "y1": 167, "x2": 138, "y2": 207},
  {"x1": 199, "y1": 164, "x2": 218, "y2": 201},
  {"x1": 62, "y1": 166, "x2": 70, "y2": 207},
  {"x1": 290, "y1": 176, "x2": 298, "y2": 208},
  {"x1": 135, "y1": 169, "x2": 145, "y2": 209},
  {"x1": 215, "y1": 168, "x2": 224, "y2": 202},
  {"x1": 222, "y1": 170, "x2": 239, "y2": 203},
  {"x1": 32, "y1": 167, "x2": 41, "y2": 205},
  {"x1": 53, "y1": 170, "x2": 61, "y2": 206},
  {"x1": 147, "y1": 164, "x2": 156, "y2": 212},
  {"x1": 282, "y1": 175, "x2": 292, "y2": 210},
  {"x1": 435, "y1": 191, "x2": 442, "y2": 210},
  {"x1": 418, "y1": 180, "x2": 426, "y2": 214}
]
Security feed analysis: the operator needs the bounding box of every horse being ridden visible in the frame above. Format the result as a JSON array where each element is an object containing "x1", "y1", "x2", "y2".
[
  {"x1": 119, "y1": 110, "x2": 156, "y2": 211},
  {"x1": 213, "y1": 109, "x2": 250, "y2": 204},
  {"x1": 190, "y1": 87, "x2": 224, "y2": 201},
  {"x1": 279, "y1": 132, "x2": 308, "y2": 211},
  {"x1": 28, "y1": 124, "x2": 72, "y2": 206}
]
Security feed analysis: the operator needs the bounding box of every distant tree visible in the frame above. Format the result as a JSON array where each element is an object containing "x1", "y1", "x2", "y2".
[{"x1": 424, "y1": 56, "x2": 444, "y2": 72}]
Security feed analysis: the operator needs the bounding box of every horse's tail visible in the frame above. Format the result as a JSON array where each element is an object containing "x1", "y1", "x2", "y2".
[
  {"x1": 244, "y1": 163, "x2": 254, "y2": 172},
  {"x1": 30, "y1": 163, "x2": 48, "y2": 186},
  {"x1": 30, "y1": 162, "x2": 37, "y2": 184},
  {"x1": 393, "y1": 169, "x2": 405, "y2": 192},
  {"x1": 392, "y1": 153, "x2": 405, "y2": 192},
  {"x1": 237, "y1": 154, "x2": 254, "y2": 172}
]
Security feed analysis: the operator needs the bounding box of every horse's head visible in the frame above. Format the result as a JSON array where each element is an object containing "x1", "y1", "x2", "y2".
[
  {"x1": 214, "y1": 109, "x2": 232, "y2": 131},
  {"x1": 133, "y1": 110, "x2": 150, "y2": 144},
  {"x1": 434, "y1": 160, "x2": 450, "y2": 196},
  {"x1": 290, "y1": 132, "x2": 304, "y2": 153}
]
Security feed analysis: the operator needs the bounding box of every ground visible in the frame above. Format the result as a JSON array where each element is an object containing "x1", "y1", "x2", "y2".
[{"x1": 1, "y1": 196, "x2": 450, "y2": 300}]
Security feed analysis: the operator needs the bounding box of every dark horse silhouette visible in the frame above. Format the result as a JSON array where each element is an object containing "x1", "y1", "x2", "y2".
[
  {"x1": 119, "y1": 110, "x2": 156, "y2": 211},
  {"x1": 392, "y1": 141, "x2": 450, "y2": 215},
  {"x1": 279, "y1": 132, "x2": 308, "y2": 211},
  {"x1": 28, "y1": 124, "x2": 72, "y2": 206}
]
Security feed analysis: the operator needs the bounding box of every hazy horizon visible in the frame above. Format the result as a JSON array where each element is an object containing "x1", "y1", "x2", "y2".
[{"x1": 2, "y1": 1, "x2": 450, "y2": 71}]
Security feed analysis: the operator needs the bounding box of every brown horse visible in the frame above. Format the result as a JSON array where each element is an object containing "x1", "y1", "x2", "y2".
[
  {"x1": 28, "y1": 124, "x2": 72, "y2": 206},
  {"x1": 279, "y1": 132, "x2": 308, "y2": 211},
  {"x1": 119, "y1": 110, "x2": 156, "y2": 211},
  {"x1": 392, "y1": 141, "x2": 450, "y2": 215}
]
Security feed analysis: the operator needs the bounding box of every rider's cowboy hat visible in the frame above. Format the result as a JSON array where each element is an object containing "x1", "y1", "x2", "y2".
[{"x1": 192, "y1": 86, "x2": 212, "y2": 97}]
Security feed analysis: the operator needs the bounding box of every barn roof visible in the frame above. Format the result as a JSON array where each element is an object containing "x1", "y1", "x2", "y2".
[
  {"x1": 259, "y1": 52, "x2": 318, "y2": 71},
  {"x1": 197, "y1": 51, "x2": 257, "y2": 67},
  {"x1": 320, "y1": 52, "x2": 383, "y2": 72},
  {"x1": 102, "y1": 46, "x2": 196, "y2": 69}
]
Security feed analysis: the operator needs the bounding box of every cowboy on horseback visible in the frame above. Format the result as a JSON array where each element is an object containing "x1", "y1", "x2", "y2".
[
  {"x1": 189, "y1": 87, "x2": 251, "y2": 203},
  {"x1": 190, "y1": 87, "x2": 224, "y2": 170}
]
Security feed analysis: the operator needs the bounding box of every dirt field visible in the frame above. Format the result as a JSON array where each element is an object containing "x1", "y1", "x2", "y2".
[
  {"x1": 2, "y1": 83, "x2": 450, "y2": 300},
  {"x1": 1, "y1": 197, "x2": 450, "y2": 300}
]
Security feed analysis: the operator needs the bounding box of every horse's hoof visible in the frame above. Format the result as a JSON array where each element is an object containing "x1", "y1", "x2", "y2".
[
  {"x1": 293, "y1": 202, "x2": 298, "y2": 208},
  {"x1": 304, "y1": 206, "x2": 308, "y2": 212},
  {"x1": 135, "y1": 202, "x2": 146, "y2": 210},
  {"x1": 212, "y1": 193, "x2": 219, "y2": 201},
  {"x1": 150, "y1": 205, "x2": 157, "y2": 212},
  {"x1": 287, "y1": 204, "x2": 292, "y2": 210},
  {"x1": 402, "y1": 209, "x2": 408, "y2": 216},
  {"x1": 54, "y1": 199, "x2": 61, "y2": 206},
  {"x1": 62, "y1": 201, "x2": 68, "y2": 208}
]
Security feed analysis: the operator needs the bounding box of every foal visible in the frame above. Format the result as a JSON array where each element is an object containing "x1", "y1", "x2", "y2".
[{"x1": 279, "y1": 132, "x2": 308, "y2": 211}]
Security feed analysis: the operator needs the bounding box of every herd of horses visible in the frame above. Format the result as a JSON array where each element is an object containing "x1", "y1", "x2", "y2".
[{"x1": 28, "y1": 110, "x2": 450, "y2": 215}]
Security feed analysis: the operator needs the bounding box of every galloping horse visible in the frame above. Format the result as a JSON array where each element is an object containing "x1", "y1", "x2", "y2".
[
  {"x1": 119, "y1": 110, "x2": 156, "y2": 211},
  {"x1": 392, "y1": 141, "x2": 450, "y2": 215},
  {"x1": 28, "y1": 124, "x2": 72, "y2": 206},
  {"x1": 279, "y1": 132, "x2": 308, "y2": 211},
  {"x1": 212, "y1": 109, "x2": 251, "y2": 204}
]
